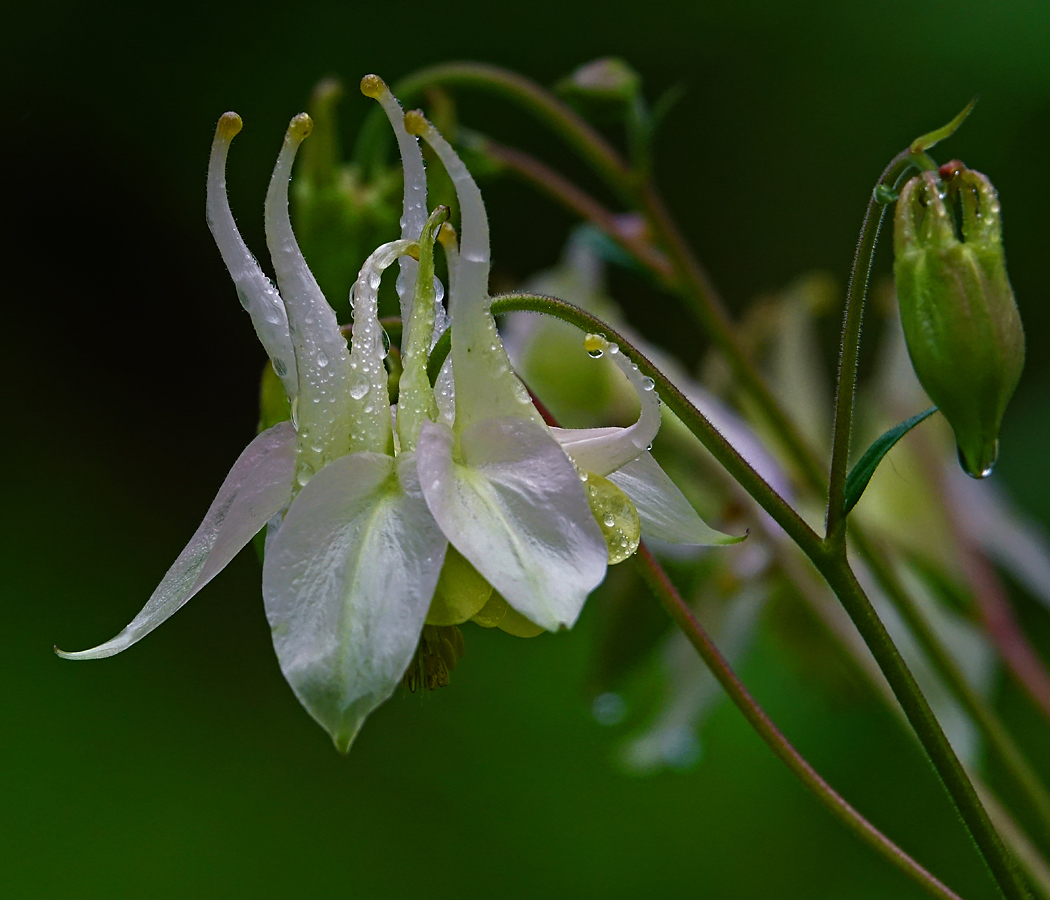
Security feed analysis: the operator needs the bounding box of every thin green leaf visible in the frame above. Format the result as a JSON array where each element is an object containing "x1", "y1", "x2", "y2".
[
  {"x1": 910, "y1": 98, "x2": 977, "y2": 153},
  {"x1": 844, "y1": 407, "x2": 938, "y2": 516}
]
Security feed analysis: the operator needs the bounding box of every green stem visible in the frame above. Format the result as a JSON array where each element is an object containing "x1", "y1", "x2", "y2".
[
  {"x1": 637, "y1": 544, "x2": 964, "y2": 900},
  {"x1": 429, "y1": 293, "x2": 818, "y2": 550},
  {"x1": 385, "y1": 61, "x2": 828, "y2": 496},
  {"x1": 386, "y1": 70, "x2": 1050, "y2": 860},
  {"x1": 825, "y1": 150, "x2": 916, "y2": 545},
  {"x1": 428, "y1": 292, "x2": 1029, "y2": 899},
  {"x1": 358, "y1": 63, "x2": 633, "y2": 199},
  {"x1": 856, "y1": 532, "x2": 1050, "y2": 852}
]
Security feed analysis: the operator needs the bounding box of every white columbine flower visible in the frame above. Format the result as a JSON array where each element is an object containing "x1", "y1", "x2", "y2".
[{"x1": 58, "y1": 77, "x2": 737, "y2": 752}]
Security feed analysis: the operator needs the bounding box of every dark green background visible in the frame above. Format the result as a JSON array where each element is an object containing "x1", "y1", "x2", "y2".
[{"x1": 4, "y1": 2, "x2": 1050, "y2": 897}]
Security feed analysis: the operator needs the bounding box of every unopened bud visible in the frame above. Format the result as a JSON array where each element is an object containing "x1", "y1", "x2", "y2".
[
  {"x1": 893, "y1": 165, "x2": 1024, "y2": 478},
  {"x1": 560, "y1": 57, "x2": 641, "y2": 103}
]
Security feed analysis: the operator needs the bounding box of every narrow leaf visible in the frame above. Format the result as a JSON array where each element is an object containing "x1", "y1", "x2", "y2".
[
  {"x1": 844, "y1": 407, "x2": 938, "y2": 516},
  {"x1": 910, "y1": 98, "x2": 977, "y2": 153}
]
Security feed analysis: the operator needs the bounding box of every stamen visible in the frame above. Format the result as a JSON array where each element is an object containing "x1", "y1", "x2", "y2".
[
  {"x1": 555, "y1": 334, "x2": 662, "y2": 476},
  {"x1": 206, "y1": 112, "x2": 298, "y2": 403},
  {"x1": 437, "y1": 222, "x2": 459, "y2": 297},
  {"x1": 401, "y1": 625, "x2": 465, "y2": 693},
  {"x1": 264, "y1": 113, "x2": 354, "y2": 484},
  {"x1": 346, "y1": 238, "x2": 418, "y2": 455},
  {"x1": 397, "y1": 207, "x2": 449, "y2": 452}
]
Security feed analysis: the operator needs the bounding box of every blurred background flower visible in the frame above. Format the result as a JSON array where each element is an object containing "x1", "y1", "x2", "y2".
[{"x1": 5, "y1": 2, "x2": 1050, "y2": 898}]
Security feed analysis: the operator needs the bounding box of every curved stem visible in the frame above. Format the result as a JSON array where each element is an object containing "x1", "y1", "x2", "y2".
[
  {"x1": 386, "y1": 61, "x2": 828, "y2": 496},
  {"x1": 429, "y1": 292, "x2": 819, "y2": 551},
  {"x1": 638, "y1": 544, "x2": 964, "y2": 900},
  {"x1": 356, "y1": 62, "x2": 633, "y2": 200},
  {"x1": 428, "y1": 292, "x2": 1029, "y2": 898},
  {"x1": 825, "y1": 150, "x2": 916, "y2": 545}
]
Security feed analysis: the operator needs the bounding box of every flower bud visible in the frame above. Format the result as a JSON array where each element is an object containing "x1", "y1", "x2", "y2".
[
  {"x1": 559, "y1": 58, "x2": 642, "y2": 104},
  {"x1": 893, "y1": 165, "x2": 1024, "y2": 478}
]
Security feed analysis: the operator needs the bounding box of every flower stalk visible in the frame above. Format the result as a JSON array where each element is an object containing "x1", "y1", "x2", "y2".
[
  {"x1": 429, "y1": 291, "x2": 1030, "y2": 899},
  {"x1": 637, "y1": 544, "x2": 965, "y2": 900}
]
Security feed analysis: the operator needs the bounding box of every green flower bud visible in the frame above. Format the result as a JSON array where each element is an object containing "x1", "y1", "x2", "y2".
[{"x1": 893, "y1": 165, "x2": 1024, "y2": 478}]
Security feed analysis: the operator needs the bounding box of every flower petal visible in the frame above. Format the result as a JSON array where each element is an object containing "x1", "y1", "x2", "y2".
[
  {"x1": 360, "y1": 75, "x2": 429, "y2": 326},
  {"x1": 416, "y1": 417, "x2": 607, "y2": 631},
  {"x1": 605, "y1": 450, "x2": 743, "y2": 546},
  {"x1": 553, "y1": 334, "x2": 661, "y2": 476},
  {"x1": 406, "y1": 112, "x2": 544, "y2": 433},
  {"x1": 206, "y1": 113, "x2": 299, "y2": 403},
  {"x1": 265, "y1": 115, "x2": 354, "y2": 477},
  {"x1": 57, "y1": 423, "x2": 297, "y2": 660},
  {"x1": 262, "y1": 450, "x2": 447, "y2": 751}
]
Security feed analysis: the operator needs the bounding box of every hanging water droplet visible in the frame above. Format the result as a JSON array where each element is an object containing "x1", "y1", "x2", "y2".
[
  {"x1": 381, "y1": 327, "x2": 391, "y2": 359},
  {"x1": 587, "y1": 346, "x2": 604, "y2": 359},
  {"x1": 642, "y1": 376, "x2": 655, "y2": 391},
  {"x1": 273, "y1": 358, "x2": 288, "y2": 378}
]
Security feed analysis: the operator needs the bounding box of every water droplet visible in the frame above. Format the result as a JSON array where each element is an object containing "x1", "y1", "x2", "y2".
[
  {"x1": 603, "y1": 513, "x2": 616, "y2": 528},
  {"x1": 591, "y1": 692, "x2": 626, "y2": 726},
  {"x1": 350, "y1": 380, "x2": 370, "y2": 400},
  {"x1": 317, "y1": 351, "x2": 329, "y2": 368},
  {"x1": 273, "y1": 358, "x2": 288, "y2": 377},
  {"x1": 642, "y1": 376, "x2": 655, "y2": 392},
  {"x1": 381, "y1": 328, "x2": 391, "y2": 359},
  {"x1": 587, "y1": 346, "x2": 604, "y2": 359}
]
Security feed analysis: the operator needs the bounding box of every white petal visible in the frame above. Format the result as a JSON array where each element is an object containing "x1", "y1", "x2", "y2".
[
  {"x1": 264, "y1": 115, "x2": 353, "y2": 476},
  {"x1": 58, "y1": 423, "x2": 297, "y2": 660},
  {"x1": 553, "y1": 335, "x2": 661, "y2": 476},
  {"x1": 366, "y1": 78, "x2": 428, "y2": 324},
  {"x1": 262, "y1": 451, "x2": 447, "y2": 751},
  {"x1": 605, "y1": 450, "x2": 742, "y2": 546},
  {"x1": 948, "y1": 469, "x2": 1050, "y2": 610},
  {"x1": 409, "y1": 115, "x2": 544, "y2": 432},
  {"x1": 206, "y1": 114, "x2": 298, "y2": 402},
  {"x1": 416, "y1": 418, "x2": 607, "y2": 631}
]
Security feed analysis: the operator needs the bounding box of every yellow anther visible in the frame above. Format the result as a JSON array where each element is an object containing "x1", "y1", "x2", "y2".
[
  {"x1": 287, "y1": 112, "x2": 313, "y2": 141},
  {"x1": 437, "y1": 221, "x2": 458, "y2": 250},
  {"x1": 359, "y1": 74, "x2": 387, "y2": 99},
  {"x1": 215, "y1": 111, "x2": 243, "y2": 141},
  {"x1": 405, "y1": 242, "x2": 421, "y2": 261},
  {"x1": 583, "y1": 333, "x2": 608, "y2": 356},
  {"x1": 403, "y1": 109, "x2": 429, "y2": 136}
]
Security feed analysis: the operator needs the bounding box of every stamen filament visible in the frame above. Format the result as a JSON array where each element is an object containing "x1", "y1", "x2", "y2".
[{"x1": 346, "y1": 239, "x2": 418, "y2": 455}]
